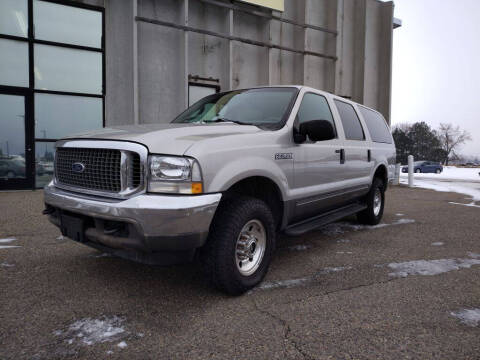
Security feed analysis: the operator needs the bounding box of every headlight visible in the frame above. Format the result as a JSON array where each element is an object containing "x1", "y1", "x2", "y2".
[{"x1": 148, "y1": 156, "x2": 203, "y2": 194}]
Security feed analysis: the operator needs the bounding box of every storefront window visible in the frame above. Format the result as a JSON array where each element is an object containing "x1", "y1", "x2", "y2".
[{"x1": 0, "y1": 39, "x2": 29, "y2": 87}]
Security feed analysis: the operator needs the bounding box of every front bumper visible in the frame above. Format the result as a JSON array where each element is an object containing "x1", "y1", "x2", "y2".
[{"x1": 44, "y1": 182, "x2": 222, "y2": 255}]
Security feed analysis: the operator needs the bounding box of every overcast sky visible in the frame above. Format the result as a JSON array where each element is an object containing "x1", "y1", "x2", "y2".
[{"x1": 391, "y1": 0, "x2": 480, "y2": 156}]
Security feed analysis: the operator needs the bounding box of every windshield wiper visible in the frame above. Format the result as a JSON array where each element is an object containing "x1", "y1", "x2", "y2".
[{"x1": 208, "y1": 117, "x2": 251, "y2": 126}]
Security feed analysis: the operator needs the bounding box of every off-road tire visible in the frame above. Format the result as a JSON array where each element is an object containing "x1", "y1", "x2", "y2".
[
  {"x1": 357, "y1": 178, "x2": 385, "y2": 225},
  {"x1": 200, "y1": 196, "x2": 276, "y2": 295}
]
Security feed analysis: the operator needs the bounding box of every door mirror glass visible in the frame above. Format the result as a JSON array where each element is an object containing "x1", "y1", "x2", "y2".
[{"x1": 295, "y1": 120, "x2": 336, "y2": 143}]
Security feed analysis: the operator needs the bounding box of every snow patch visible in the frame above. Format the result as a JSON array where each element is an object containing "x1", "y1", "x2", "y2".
[
  {"x1": 89, "y1": 252, "x2": 113, "y2": 258},
  {"x1": 320, "y1": 219, "x2": 414, "y2": 236},
  {"x1": 258, "y1": 266, "x2": 352, "y2": 290},
  {"x1": 336, "y1": 239, "x2": 351, "y2": 243},
  {"x1": 336, "y1": 251, "x2": 353, "y2": 254},
  {"x1": 451, "y1": 309, "x2": 480, "y2": 327},
  {"x1": 55, "y1": 316, "x2": 127, "y2": 346},
  {"x1": 1, "y1": 262, "x2": 14, "y2": 267},
  {"x1": 0, "y1": 238, "x2": 16, "y2": 243},
  {"x1": 431, "y1": 242, "x2": 444, "y2": 246},
  {"x1": 467, "y1": 252, "x2": 480, "y2": 259},
  {"x1": 286, "y1": 244, "x2": 311, "y2": 251},
  {"x1": 387, "y1": 257, "x2": 480, "y2": 278},
  {"x1": 0, "y1": 245, "x2": 20, "y2": 249},
  {"x1": 117, "y1": 341, "x2": 127, "y2": 349},
  {"x1": 396, "y1": 213, "x2": 404, "y2": 217},
  {"x1": 449, "y1": 201, "x2": 480, "y2": 208}
]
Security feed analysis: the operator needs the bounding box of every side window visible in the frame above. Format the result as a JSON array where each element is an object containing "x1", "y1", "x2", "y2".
[
  {"x1": 297, "y1": 93, "x2": 336, "y2": 134},
  {"x1": 358, "y1": 106, "x2": 393, "y2": 144},
  {"x1": 334, "y1": 100, "x2": 365, "y2": 141}
]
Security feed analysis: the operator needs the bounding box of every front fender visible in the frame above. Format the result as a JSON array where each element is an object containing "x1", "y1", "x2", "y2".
[{"x1": 206, "y1": 156, "x2": 289, "y2": 200}]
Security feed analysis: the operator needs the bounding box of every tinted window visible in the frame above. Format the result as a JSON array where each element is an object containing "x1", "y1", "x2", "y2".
[
  {"x1": 34, "y1": 0, "x2": 102, "y2": 48},
  {"x1": 297, "y1": 93, "x2": 336, "y2": 133},
  {"x1": 35, "y1": 93, "x2": 103, "y2": 139},
  {"x1": 0, "y1": 39, "x2": 29, "y2": 87},
  {"x1": 0, "y1": 0, "x2": 28, "y2": 37},
  {"x1": 334, "y1": 100, "x2": 365, "y2": 141},
  {"x1": 34, "y1": 44, "x2": 102, "y2": 94},
  {"x1": 358, "y1": 106, "x2": 392, "y2": 143}
]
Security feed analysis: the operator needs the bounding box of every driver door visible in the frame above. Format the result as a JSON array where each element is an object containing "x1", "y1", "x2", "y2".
[{"x1": 292, "y1": 92, "x2": 346, "y2": 222}]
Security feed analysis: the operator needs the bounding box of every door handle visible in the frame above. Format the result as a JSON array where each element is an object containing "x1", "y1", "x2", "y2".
[
  {"x1": 367, "y1": 149, "x2": 371, "y2": 162},
  {"x1": 335, "y1": 149, "x2": 345, "y2": 164}
]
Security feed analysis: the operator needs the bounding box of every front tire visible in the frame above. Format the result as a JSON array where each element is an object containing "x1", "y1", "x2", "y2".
[
  {"x1": 435, "y1": 169, "x2": 441, "y2": 174},
  {"x1": 357, "y1": 178, "x2": 385, "y2": 225},
  {"x1": 200, "y1": 196, "x2": 276, "y2": 295},
  {"x1": 415, "y1": 168, "x2": 421, "y2": 173}
]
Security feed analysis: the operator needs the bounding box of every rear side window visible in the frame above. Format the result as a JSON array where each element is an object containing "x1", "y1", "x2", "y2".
[
  {"x1": 358, "y1": 106, "x2": 393, "y2": 144},
  {"x1": 297, "y1": 93, "x2": 336, "y2": 132},
  {"x1": 334, "y1": 100, "x2": 365, "y2": 141}
]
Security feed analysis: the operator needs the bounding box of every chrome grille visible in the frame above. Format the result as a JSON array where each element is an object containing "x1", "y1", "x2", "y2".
[{"x1": 55, "y1": 148, "x2": 122, "y2": 193}]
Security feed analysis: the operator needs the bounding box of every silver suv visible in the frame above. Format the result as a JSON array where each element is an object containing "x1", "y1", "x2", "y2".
[{"x1": 44, "y1": 86, "x2": 396, "y2": 294}]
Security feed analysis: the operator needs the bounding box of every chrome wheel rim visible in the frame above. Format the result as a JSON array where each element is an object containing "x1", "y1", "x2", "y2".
[
  {"x1": 373, "y1": 188, "x2": 382, "y2": 217},
  {"x1": 235, "y1": 219, "x2": 266, "y2": 276}
]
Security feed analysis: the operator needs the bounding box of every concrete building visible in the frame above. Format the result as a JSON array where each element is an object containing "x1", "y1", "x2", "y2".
[{"x1": 0, "y1": 0, "x2": 398, "y2": 190}]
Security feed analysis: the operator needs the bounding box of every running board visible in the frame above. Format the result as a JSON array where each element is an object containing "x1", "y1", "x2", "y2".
[{"x1": 284, "y1": 203, "x2": 367, "y2": 236}]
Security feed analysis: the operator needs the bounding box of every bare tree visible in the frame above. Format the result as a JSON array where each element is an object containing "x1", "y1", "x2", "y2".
[{"x1": 437, "y1": 123, "x2": 472, "y2": 165}]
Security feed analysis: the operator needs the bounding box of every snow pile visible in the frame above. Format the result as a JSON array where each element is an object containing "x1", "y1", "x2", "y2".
[
  {"x1": 55, "y1": 316, "x2": 127, "y2": 346},
  {"x1": 117, "y1": 341, "x2": 127, "y2": 348},
  {"x1": 0, "y1": 237, "x2": 20, "y2": 249},
  {"x1": 450, "y1": 309, "x2": 480, "y2": 327},
  {"x1": 400, "y1": 166, "x2": 480, "y2": 182},
  {"x1": 400, "y1": 178, "x2": 480, "y2": 202},
  {"x1": 388, "y1": 257, "x2": 480, "y2": 278}
]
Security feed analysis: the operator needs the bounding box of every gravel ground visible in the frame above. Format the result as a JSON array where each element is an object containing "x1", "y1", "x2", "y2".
[{"x1": 0, "y1": 185, "x2": 479, "y2": 359}]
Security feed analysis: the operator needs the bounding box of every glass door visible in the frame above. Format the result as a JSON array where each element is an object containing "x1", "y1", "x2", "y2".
[{"x1": 0, "y1": 91, "x2": 34, "y2": 189}]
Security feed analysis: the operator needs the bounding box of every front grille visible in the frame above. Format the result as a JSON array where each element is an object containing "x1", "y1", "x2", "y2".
[
  {"x1": 131, "y1": 153, "x2": 141, "y2": 188},
  {"x1": 55, "y1": 148, "x2": 122, "y2": 193}
]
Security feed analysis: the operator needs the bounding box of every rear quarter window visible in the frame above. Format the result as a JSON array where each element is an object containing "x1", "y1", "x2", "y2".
[{"x1": 358, "y1": 107, "x2": 393, "y2": 144}]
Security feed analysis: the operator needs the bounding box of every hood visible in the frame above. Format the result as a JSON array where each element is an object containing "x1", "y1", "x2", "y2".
[{"x1": 64, "y1": 123, "x2": 263, "y2": 155}]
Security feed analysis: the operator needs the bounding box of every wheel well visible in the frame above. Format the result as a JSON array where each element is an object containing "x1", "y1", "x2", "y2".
[
  {"x1": 374, "y1": 165, "x2": 388, "y2": 189},
  {"x1": 224, "y1": 177, "x2": 284, "y2": 230}
]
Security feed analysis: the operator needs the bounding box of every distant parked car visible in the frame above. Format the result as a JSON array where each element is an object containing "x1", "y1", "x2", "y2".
[
  {"x1": 402, "y1": 161, "x2": 443, "y2": 174},
  {"x1": 0, "y1": 158, "x2": 26, "y2": 178}
]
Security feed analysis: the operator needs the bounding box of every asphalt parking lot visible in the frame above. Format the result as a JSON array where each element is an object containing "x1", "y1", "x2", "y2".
[{"x1": 1, "y1": 185, "x2": 479, "y2": 359}]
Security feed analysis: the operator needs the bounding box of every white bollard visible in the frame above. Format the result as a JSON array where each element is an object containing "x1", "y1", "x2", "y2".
[
  {"x1": 408, "y1": 155, "x2": 414, "y2": 187},
  {"x1": 393, "y1": 163, "x2": 401, "y2": 185}
]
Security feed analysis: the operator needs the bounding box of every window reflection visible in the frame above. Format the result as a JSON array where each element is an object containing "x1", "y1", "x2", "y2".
[
  {"x1": 0, "y1": 95, "x2": 26, "y2": 179},
  {"x1": 35, "y1": 142, "x2": 55, "y2": 188},
  {"x1": 0, "y1": 0, "x2": 28, "y2": 37},
  {"x1": 0, "y1": 39, "x2": 29, "y2": 87},
  {"x1": 34, "y1": 0, "x2": 102, "y2": 48},
  {"x1": 34, "y1": 44, "x2": 102, "y2": 94},
  {"x1": 35, "y1": 94, "x2": 103, "y2": 139}
]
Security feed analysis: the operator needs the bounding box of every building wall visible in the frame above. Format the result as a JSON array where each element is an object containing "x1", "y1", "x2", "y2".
[{"x1": 105, "y1": 0, "x2": 395, "y2": 126}]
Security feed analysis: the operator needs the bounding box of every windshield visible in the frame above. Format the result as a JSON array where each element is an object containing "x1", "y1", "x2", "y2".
[{"x1": 172, "y1": 87, "x2": 298, "y2": 129}]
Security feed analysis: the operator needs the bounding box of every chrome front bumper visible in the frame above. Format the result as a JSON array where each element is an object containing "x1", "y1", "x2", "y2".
[{"x1": 44, "y1": 182, "x2": 222, "y2": 253}]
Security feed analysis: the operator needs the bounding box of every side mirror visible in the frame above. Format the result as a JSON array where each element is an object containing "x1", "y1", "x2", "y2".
[{"x1": 294, "y1": 120, "x2": 336, "y2": 143}]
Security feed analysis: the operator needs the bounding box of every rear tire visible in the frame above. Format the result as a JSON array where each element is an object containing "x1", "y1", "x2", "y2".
[
  {"x1": 435, "y1": 169, "x2": 441, "y2": 174},
  {"x1": 200, "y1": 196, "x2": 276, "y2": 295},
  {"x1": 415, "y1": 169, "x2": 421, "y2": 173},
  {"x1": 357, "y1": 178, "x2": 385, "y2": 225}
]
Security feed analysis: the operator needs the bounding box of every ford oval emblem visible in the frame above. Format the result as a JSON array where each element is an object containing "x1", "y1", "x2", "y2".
[{"x1": 72, "y1": 162, "x2": 86, "y2": 173}]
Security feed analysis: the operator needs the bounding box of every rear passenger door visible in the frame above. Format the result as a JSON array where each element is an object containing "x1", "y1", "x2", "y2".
[{"x1": 333, "y1": 99, "x2": 372, "y2": 193}]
